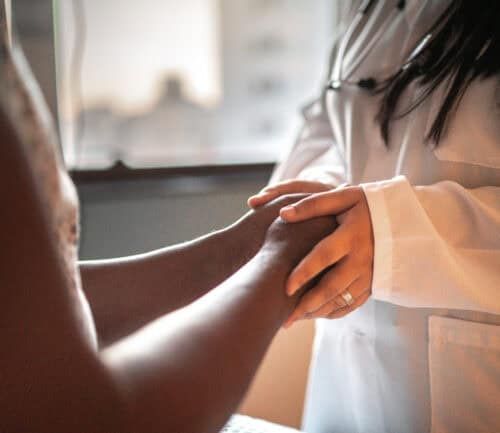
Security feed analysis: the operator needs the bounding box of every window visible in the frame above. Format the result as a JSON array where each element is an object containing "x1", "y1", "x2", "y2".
[{"x1": 56, "y1": 0, "x2": 335, "y2": 170}]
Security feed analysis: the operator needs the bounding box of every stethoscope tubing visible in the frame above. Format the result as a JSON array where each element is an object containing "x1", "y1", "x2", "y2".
[
  {"x1": 343, "y1": 7, "x2": 399, "y2": 80},
  {"x1": 328, "y1": 0, "x2": 407, "y2": 92}
]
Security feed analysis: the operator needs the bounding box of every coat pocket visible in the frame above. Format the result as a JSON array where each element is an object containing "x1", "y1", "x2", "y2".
[{"x1": 428, "y1": 316, "x2": 500, "y2": 433}]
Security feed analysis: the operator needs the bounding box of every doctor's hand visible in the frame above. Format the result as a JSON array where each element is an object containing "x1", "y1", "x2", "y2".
[
  {"x1": 247, "y1": 180, "x2": 334, "y2": 209},
  {"x1": 280, "y1": 186, "x2": 374, "y2": 327}
]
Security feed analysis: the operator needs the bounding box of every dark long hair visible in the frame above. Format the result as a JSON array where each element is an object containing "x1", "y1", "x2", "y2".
[{"x1": 376, "y1": 0, "x2": 500, "y2": 145}]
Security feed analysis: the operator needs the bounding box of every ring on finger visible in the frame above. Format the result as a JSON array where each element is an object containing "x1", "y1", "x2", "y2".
[{"x1": 340, "y1": 290, "x2": 354, "y2": 306}]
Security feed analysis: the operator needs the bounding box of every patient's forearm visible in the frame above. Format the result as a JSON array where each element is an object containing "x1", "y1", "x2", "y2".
[
  {"x1": 81, "y1": 196, "x2": 311, "y2": 347},
  {"x1": 102, "y1": 249, "x2": 296, "y2": 433},
  {"x1": 102, "y1": 216, "x2": 336, "y2": 433},
  {"x1": 80, "y1": 221, "x2": 256, "y2": 347}
]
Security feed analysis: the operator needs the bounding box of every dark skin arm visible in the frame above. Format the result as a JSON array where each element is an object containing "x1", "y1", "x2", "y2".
[
  {"x1": 1, "y1": 107, "x2": 337, "y2": 433},
  {"x1": 103, "y1": 217, "x2": 337, "y2": 433},
  {"x1": 80, "y1": 194, "x2": 309, "y2": 347},
  {"x1": 0, "y1": 107, "x2": 124, "y2": 433}
]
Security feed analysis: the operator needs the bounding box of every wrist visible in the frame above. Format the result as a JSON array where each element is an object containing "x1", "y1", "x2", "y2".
[
  {"x1": 246, "y1": 250, "x2": 297, "y2": 322},
  {"x1": 224, "y1": 211, "x2": 269, "y2": 264},
  {"x1": 217, "y1": 221, "x2": 260, "y2": 274},
  {"x1": 254, "y1": 246, "x2": 293, "y2": 277}
]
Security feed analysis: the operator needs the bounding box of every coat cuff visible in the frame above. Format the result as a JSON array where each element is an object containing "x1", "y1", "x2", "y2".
[{"x1": 360, "y1": 176, "x2": 408, "y2": 302}]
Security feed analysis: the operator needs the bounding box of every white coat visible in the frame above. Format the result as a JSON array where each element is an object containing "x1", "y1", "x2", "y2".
[{"x1": 271, "y1": 1, "x2": 500, "y2": 432}]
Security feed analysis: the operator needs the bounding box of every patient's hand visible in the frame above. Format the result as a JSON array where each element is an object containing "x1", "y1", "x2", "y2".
[
  {"x1": 262, "y1": 216, "x2": 338, "y2": 268},
  {"x1": 227, "y1": 194, "x2": 313, "y2": 264},
  {"x1": 251, "y1": 214, "x2": 338, "y2": 320}
]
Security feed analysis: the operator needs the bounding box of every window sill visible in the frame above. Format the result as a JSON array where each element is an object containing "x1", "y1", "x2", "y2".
[{"x1": 70, "y1": 161, "x2": 275, "y2": 184}]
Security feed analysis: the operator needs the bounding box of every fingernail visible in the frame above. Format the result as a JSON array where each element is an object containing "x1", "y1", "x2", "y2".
[{"x1": 248, "y1": 193, "x2": 267, "y2": 205}]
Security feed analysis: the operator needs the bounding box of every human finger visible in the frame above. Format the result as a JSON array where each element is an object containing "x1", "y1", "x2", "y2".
[
  {"x1": 284, "y1": 258, "x2": 360, "y2": 326},
  {"x1": 285, "y1": 257, "x2": 358, "y2": 320},
  {"x1": 286, "y1": 223, "x2": 351, "y2": 296},
  {"x1": 280, "y1": 187, "x2": 362, "y2": 222},
  {"x1": 247, "y1": 190, "x2": 280, "y2": 208},
  {"x1": 294, "y1": 283, "x2": 370, "y2": 324},
  {"x1": 298, "y1": 296, "x2": 343, "y2": 322},
  {"x1": 247, "y1": 180, "x2": 331, "y2": 208}
]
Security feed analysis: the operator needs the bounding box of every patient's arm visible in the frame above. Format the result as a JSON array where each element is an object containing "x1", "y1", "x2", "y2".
[
  {"x1": 1, "y1": 107, "x2": 336, "y2": 433},
  {"x1": 104, "y1": 216, "x2": 337, "y2": 433},
  {"x1": 80, "y1": 195, "x2": 309, "y2": 347}
]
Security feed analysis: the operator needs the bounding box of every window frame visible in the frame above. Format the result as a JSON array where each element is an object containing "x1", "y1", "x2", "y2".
[{"x1": 70, "y1": 161, "x2": 275, "y2": 184}]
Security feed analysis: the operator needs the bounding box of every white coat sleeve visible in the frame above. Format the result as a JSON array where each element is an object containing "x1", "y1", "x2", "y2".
[{"x1": 361, "y1": 175, "x2": 500, "y2": 314}]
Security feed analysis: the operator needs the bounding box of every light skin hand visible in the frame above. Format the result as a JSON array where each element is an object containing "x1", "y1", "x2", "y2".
[
  {"x1": 247, "y1": 179, "x2": 334, "y2": 209},
  {"x1": 279, "y1": 186, "x2": 374, "y2": 327},
  {"x1": 247, "y1": 180, "x2": 372, "y2": 323}
]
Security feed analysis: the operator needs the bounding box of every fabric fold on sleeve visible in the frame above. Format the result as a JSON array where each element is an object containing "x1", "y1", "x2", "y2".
[{"x1": 361, "y1": 175, "x2": 500, "y2": 314}]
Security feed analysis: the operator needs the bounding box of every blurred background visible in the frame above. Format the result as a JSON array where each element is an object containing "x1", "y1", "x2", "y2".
[
  {"x1": 13, "y1": 0, "x2": 340, "y2": 428},
  {"x1": 56, "y1": 0, "x2": 336, "y2": 169}
]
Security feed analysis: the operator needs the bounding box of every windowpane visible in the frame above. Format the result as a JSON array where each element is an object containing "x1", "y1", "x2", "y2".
[{"x1": 56, "y1": 0, "x2": 335, "y2": 169}]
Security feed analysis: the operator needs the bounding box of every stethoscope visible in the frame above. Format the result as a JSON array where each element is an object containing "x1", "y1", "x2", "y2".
[{"x1": 326, "y1": 0, "x2": 408, "y2": 92}]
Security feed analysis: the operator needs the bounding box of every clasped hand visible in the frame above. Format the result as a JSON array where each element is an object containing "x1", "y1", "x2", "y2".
[{"x1": 248, "y1": 180, "x2": 374, "y2": 326}]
